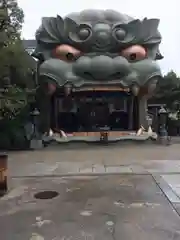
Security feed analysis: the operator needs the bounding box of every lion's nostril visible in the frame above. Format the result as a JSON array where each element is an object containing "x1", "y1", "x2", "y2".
[
  {"x1": 115, "y1": 72, "x2": 121, "y2": 76},
  {"x1": 110, "y1": 72, "x2": 125, "y2": 79},
  {"x1": 83, "y1": 72, "x2": 94, "y2": 80}
]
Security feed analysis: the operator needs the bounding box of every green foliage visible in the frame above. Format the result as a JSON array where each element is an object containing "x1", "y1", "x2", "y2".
[
  {"x1": 159, "y1": 70, "x2": 180, "y2": 89},
  {"x1": 0, "y1": 85, "x2": 36, "y2": 150},
  {"x1": 0, "y1": 0, "x2": 24, "y2": 46},
  {"x1": 0, "y1": 0, "x2": 36, "y2": 88},
  {"x1": 0, "y1": 85, "x2": 35, "y2": 120},
  {"x1": 0, "y1": 86, "x2": 27, "y2": 119},
  {"x1": 153, "y1": 70, "x2": 180, "y2": 105},
  {"x1": 0, "y1": 1, "x2": 36, "y2": 149},
  {"x1": 0, "y1": 108, "x2": 31, "y2": 150},
  {"x1": 0, "y1": 39, "x2": 36, "y2": 88}
]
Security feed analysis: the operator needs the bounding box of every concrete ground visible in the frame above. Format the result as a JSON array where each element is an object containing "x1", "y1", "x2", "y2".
[{"x1": 2, "y1": 143, "x2": 180, "y2": 239}]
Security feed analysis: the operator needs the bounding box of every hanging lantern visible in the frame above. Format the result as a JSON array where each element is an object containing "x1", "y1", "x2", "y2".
[
  {"x1": 48, "y1": 83, "x2": 56, "y2": 95},
  {"x1": 64, "y1": 84, "x2": 72, "y2": 96},
  {"x1": 131, "y1": 84, "x2": 140, "y2": 96}
]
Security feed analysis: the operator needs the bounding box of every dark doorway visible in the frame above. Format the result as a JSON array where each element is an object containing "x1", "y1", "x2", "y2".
[{"x1": 51, "y1": 92, "x2": 138, "y2": 133}]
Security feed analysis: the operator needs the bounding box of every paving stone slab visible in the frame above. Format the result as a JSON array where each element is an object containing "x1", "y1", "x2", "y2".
[
  {"x1": 130, "y1": 165, "x2": 148, "y2": 174},
  {"x1": 1, "y1": 175, "x2": 180, "y2": 240},
  {"x1": 92, "y1": 164, "x2": 106, "y2": 173},
  {"x1": 105, "y1": 166, "x2": 133, "y2": 173},
  {"x1": 161, "y1": 174, "x2": 180, "y2": 199},
  {"x1": 8, "y1": 156, "x2": 180, "y2": 178},
  {"x1": 139, "y1": 161, "x2": 180, "y2": 173},
  {"x1": 152, "y1": 175, "x2": 180, "y2": 204},
  {"x1": 174, "y1": 203, "x2": 180, "y2": 216}
]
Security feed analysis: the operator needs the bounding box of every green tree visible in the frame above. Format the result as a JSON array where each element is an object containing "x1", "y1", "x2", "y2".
[
  {"x1": 0, "y1": 0, "x2": 36, "y2": 87},
  {"x1": 0, "y1": 0, "x2": 24, "y2": 46},
  {"x1": 0, "y1": 0, "x2": 25, "y2": 82},
  {"x1": 5, "y1": 40, "x2": 36, "y2": 88},
  {"x1": 153, "y1": 70, "x2": 180, "y2": 104},
  {"x1": 0, "y1": 0, "x2": 36, "y2": 120},
  {"x1": 161, "y1": 70, "x2": 180, "y2": 89}
]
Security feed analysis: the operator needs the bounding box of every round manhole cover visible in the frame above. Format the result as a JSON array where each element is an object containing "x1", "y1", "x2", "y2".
[{"x1": 34, "y1": 191, "x2": 59, "y2": 200}]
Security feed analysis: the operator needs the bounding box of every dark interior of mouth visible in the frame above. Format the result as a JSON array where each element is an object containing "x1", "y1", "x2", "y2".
[{"x1": 50, "y1": 88, "x2": 139, "y2": 133}]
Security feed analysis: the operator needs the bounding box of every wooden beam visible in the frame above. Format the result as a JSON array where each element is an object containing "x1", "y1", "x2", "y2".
[{"x1": 73, "y1": 87, "x2": 129, "y2": 92}]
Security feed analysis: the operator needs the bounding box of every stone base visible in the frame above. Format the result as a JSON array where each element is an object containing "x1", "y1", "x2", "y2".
[
  {"x1": 42, "y1": 131, "x2": 158, "y2": 143},
  {"x1": 30, "y1": 139, "x2": 44, "y2": 149}
]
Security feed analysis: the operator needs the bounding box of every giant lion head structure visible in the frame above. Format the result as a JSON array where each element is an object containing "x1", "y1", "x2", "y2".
[{"x1": 33, "y1": 9, "x2": 163, "y2": 141}]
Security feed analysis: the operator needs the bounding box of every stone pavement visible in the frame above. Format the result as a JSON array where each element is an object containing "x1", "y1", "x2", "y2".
[
  {"x1": 2, "y1": 143, "x2": 180, "y2": 239},
  {"x1": 7, "y1": 143, "x2": 180, "y2": 178}
]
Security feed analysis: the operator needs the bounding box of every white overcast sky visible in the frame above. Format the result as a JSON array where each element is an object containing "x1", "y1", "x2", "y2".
[{"x1": 18, "y1": 0, "x2": 180, "y2": 75}]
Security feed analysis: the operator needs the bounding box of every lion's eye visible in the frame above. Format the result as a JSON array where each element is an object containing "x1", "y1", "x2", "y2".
[
  {"x1": 54, "y1": 44, "x2": 81, "y2": 62},
  {"x1": 121, "y1": 45, "x2": 147, "y2": 62},
  {"x1": 66, "y1": 52, "x2": 76, "y2": 61}
]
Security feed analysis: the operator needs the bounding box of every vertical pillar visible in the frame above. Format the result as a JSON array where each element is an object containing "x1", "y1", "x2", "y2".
[
  {"x1": 36, "y1": 82, "x2": 52, "y2": 134},
  {"x1": 128, "y1": 96, "x2": 134, "y2": 130},
  {"x1": 138, "y1": 95, "x2": 148, "y2": 129},
  {"x1": 54, "y1": 97, "x2": 58, "y2": 129}
]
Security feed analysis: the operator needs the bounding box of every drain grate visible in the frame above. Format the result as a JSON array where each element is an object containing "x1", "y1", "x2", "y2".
[{"x1": 34, "y1": 191, "x2": 59, "y2": 200}]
